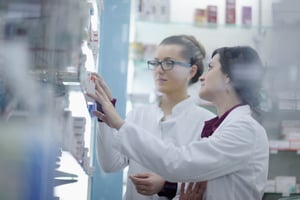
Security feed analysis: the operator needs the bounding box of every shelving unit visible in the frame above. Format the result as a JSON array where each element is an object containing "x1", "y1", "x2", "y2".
[
  {"x1": 263, "y1": 192, "x2": 300, "y2": 200},
  {"x1": 260, "y1": 1, "x2": 300, "y2": 198},
  {"x1": 0, "y1": 0, "x2": 100, "y2": 199}
]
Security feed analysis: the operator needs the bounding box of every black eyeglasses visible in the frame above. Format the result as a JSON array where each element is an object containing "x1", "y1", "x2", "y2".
[{"x1": 147, "y1": 59, "x2": 191, "y2": 71}]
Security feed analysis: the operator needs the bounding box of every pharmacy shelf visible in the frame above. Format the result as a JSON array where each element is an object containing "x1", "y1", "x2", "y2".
[
  {"x1": 261, "y1": 110, "x2": 300, "y2": 121},
  {"x1": 263, "y1": 193, "x2": 300, "y2": 200},
  {"x1": 136, "y1": 19, "x2": 272, "y2": 29},
  {"x1": 268, "y1": 151, "x2": 300, "y2": 183},
  {"x1": 133, "y1": 20, "x2": 261, "y2": 54},
  {"x1": 270, "y1": 149, "x2": 300, "y2": 155}
]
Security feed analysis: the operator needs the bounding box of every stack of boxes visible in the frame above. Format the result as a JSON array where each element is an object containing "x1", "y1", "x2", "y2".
[
  {"x1": 71, "y1": 115, "x2": 86, "y2": 164},
  {"x1": 267, "y1": 120, "x2": 300, "y2": 195},
  {"x1": 269, "y1": 120, "x2": 300, "y2": 152},
  {"x1": 62, "y1": 107, "x2": 93, "y2": 175},
  {"x1": 277, "y1": 90, "x2": 300, "y2": 111},
  {"x1": 281, "y1": 120, "x2": 300, "y2": 151}
]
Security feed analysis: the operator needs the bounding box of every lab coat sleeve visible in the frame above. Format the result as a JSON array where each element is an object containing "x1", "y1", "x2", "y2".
[
  {"x1": 96, "y1": 122, "x2": 129, "y2": 172},
  {"x1": 113, "y1": 118, "x2": 256, "y2": 182}
]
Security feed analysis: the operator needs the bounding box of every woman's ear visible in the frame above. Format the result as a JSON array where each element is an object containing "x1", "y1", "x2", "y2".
[{"x1": 190, "y1": 64, "x2": 197, "y2": 78}]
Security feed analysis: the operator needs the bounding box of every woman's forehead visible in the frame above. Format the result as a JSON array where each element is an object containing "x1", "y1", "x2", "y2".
[{"x1": 155, "y1": 44, "x2": 183, "y2": 57}]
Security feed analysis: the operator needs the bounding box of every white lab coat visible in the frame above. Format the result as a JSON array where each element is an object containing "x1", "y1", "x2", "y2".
[
  {"x1": 96, "y1": 97, "x2": 215, "y2": 200},
  {"x1": 113, "y1": 105, "x2": 269, "y2": 200}
]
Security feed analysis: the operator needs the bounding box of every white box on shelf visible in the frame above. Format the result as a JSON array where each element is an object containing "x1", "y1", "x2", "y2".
[
  {"x1": 269, "y1": 140, "x2": 290, "y2": 150},
  {"x1": 155, "y1": 0, "x2": 170, "y2": 22},
  {"x1": 135, "y1": 0, "x2": 170, "y2": 22},
  {"x1": 135, "y1": 0, "x2": 153, "y2": 20},
  {"x1": 73, "y1": 125, "x2": 85, "y2": 134},
  {"x1": 281, "y1": 120, "x2": 300, "y2": 141},
  {"x1": 82, "y1": 71, "x2": 95, "y2": 102},
  {"x1": 286, "y1": 133, "x2": 300, "y2": 141},
  {"x1": 277, "y1": 91, "x2": 296, "y2": 99},
  {"x1": 62, "y1": 109, "x2": 74, "y2": 152},
  {"x1": 275, "y1": 176, "x2": 296, "y2": 194},
  {"x1": 297, "y1": 100, "x2": 300, "y2": 110},
  {"x1": 289, "y1": 140, "x2": 300, "y2": 150},
  {"x1": 278, "y1": 99, "x2": 297, "y2": 110},
  {"x1": 297, "y1": 183, "x2": 300, "y2": 193}
]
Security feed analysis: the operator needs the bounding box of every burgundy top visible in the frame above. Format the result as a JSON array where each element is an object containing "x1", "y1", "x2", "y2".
[{"x1": 201, "y1": 104, "x2": 244, "y2": 138}]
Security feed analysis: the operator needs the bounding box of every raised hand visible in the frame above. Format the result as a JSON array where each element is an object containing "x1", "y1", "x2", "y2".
[
  {"x1": 91, "y1": 73, "x2": 113, "y2": 100},
  {"x1": 129, "y1": 173, "x2": 165, "y2": 196},
  {"x1": 179, "y1": 181, "x2": 207, "y2": 200},
  {"x1": 86, "y1": 73, "x2": 124, "y2": 129}
]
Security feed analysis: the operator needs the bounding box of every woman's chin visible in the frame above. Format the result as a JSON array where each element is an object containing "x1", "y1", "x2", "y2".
[{"x1": 199, "y1": 92, "x2": 210, "y2": 102}]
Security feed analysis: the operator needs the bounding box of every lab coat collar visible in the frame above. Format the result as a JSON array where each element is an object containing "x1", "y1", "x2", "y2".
[
  {"x1": 171, "y1": 97, "x2": 194, "y2": 115},
  {"x1": 155, "y1": 97, "x2": 194, "y2": 122},
  {"x1": 216, "y1": 105, "x2": 252, "y2": 131}
]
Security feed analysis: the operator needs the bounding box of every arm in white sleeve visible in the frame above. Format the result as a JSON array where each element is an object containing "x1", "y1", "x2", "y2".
[
  {"x1": 96, "y1": 122, "x2": 129, "y2": 172},
  {"x1": 113, "y1": 118, "x2": 257, "y2": 182}
]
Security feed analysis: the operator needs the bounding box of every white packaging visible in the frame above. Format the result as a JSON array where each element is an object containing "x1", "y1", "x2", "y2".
[
  {"x1": 86, "y1": 71, "x2": 95, "y2": 93},
  {"x1": 278, "y1": 99, "x2": 297, "y2": 110},
  {"x1": 275, "y1": 176, "x2": 296, "y2": 195},
  {"x1": 155, "y1": 0, "x2": 170, "y2": 22},
  {"x1": 73, "y1": 125, "x2": 85, "y2": 134},
  {"x1": 72, "y1": 116, "x2": 86, "y2": 125},
  {"x1": 289, "y1": 140, "x2": 300, "y2": 150},
  {"x1": 297, "y1": 183, "x2": 300, "y2": 193},
  {"x1": 62, "y1": 109, "x2": 73, "y2": 152},
  {"x1": 277, "y1": 91, "x2": 296, "y2": 99},
  {"x1": 83, "y1": 71, "x2": 95, "y2": 103},
  {"x1": 269, "y1": 140, "x2": 290, "y2": 150},
  {"x1": 286, "y1": 133, "x2": 300, "y2": 140}
]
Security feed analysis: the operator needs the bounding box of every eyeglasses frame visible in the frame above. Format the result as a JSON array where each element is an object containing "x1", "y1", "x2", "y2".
[{"x1": 147, "y1": 59, "x2": 191, "y2": 71}]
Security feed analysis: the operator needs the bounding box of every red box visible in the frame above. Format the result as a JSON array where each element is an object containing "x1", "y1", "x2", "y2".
[
  {"x1": 207, "y1": 5, "x2": 218, "y2": 24},
  {"x1": 225, "y1": 0, "x2": 236, "y2": 24}
]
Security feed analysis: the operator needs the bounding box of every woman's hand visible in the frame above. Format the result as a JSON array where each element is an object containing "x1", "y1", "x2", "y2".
[
  {"x1": 129, "y1": 173, "x2": 165, "y2": 196},
  {"x1": 91, "y1": 73, "x2": 113, "y2": 100},
  {"x1": 179, "y1": 181, "x2": 207, "y2": 200},
  {"x1": 86, "y1": 73, "x2": 125, "y2": 129}
]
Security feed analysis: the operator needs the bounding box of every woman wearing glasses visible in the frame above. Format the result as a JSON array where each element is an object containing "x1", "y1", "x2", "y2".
[
  {"x1": 88, "y1": 46, "x2": 269, "y2": 200},
  {"x1": 92, "y1": 35, "x2": 215, "y2": 200}
]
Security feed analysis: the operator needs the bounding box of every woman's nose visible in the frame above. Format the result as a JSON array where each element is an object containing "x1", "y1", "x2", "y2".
[
  {"x1": 199, "y1": 75, "x2": 204, "y2": 82},
  {"x1": 155, "y1": 64, "x2": 164, "y2": 73}
]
